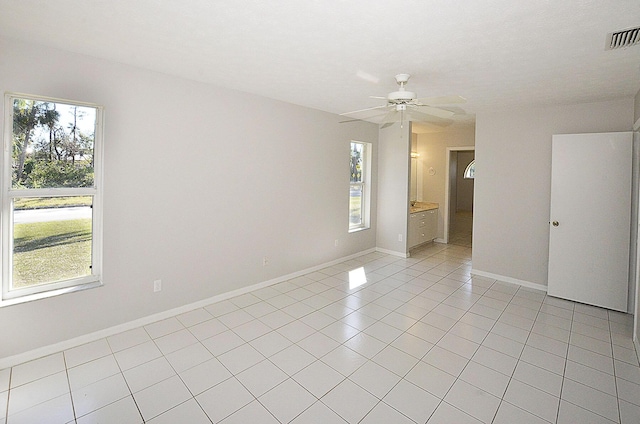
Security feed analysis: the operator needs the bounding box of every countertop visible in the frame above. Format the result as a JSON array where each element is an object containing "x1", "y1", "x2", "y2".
[{"x1": 409, "y1": 202, "x2": 439, "y2": 214}]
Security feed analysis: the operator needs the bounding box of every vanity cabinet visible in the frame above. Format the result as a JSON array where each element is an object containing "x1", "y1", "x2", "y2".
[{"x1": 408, "y1": 208, "x2": 438, "y2": 248}]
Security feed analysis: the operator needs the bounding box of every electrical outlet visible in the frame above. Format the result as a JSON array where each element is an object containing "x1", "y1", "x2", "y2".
[
  {"x1": 153, "y1": 279, "x2": 162, "y2": 292},
  {"x1": 398, "y1": 234, "x2": 403, "y2": 242},
  {"x1": 334, "y1": 239, "x2": 339, "y2": 247},
  {"x1": 262, "y1": 256, "x2": 268, "y2": 266}
]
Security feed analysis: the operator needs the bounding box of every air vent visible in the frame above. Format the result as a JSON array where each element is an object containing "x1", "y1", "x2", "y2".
[{"x1": 606, "y1": 26, "x2": 640, "y2": 50}]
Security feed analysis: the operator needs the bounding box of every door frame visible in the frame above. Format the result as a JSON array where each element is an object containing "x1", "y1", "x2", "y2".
[
  {"x1": 444, "y1": 146, "x2": 475, "y2": 244},
  {"x1": 633, "y1": 119, "x2": 640, "y2": 349}
]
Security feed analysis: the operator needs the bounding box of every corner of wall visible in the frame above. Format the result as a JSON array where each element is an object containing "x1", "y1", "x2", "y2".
[{"x1": 634, "y1": 88, "x2": 640, "y2": 128}]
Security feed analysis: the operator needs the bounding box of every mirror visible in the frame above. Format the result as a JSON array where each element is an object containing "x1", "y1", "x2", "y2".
[
  {"x1": 410, "y1": 155, "x2": 418, "y2": 203},
  {"x1": 410, "y1": 133, "x2": 418, "y2": 204}
]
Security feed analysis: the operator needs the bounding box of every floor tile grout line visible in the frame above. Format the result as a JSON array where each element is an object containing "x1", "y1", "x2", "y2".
[
  {"x1": 62, "y1": 351, "x2": 79, "y2": 422},
  {"x1": 173, "y1": 251, "x2": 417, "y2": 422},
  {"x1": 550, "y1": 294, "x2": 572, "y2": 424},
  {"x1": 282, "y1": 245, "x2": 473, "y2": 423},
  {"x1": 229, "y1": 260, "x2": 616, "y2": 422},
  {"x1": 3, "y1": 369, "x2": 10, "y2": 423},
  {"x1": 365, "y1": 266, "x2": 503, "y2": 423},
  {"x1": 88, "y1": 332, "x2": 143, "y2": 423},
  {"x1": 461, "y1": 280, "x2": 538, "y2": 424},
  {"x1": 559, "y1": 300, "x2": 627, "y2": 423},
  {"x1": 5, "y1": 244, "x2": 639, "y2": 423},
  {"x1": 609, "y1": 313, "x2": 624, "y2": 424}
]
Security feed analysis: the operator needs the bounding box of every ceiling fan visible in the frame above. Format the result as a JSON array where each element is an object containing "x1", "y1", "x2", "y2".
[{"x1": 341, "y1": 73, "x2": 466, "y2": 128}]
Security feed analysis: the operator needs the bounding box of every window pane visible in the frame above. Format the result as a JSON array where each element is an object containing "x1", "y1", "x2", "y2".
[
  {"x1": 12, "y1": 196, "x2": 93, "y2": 289},
  {"x1": 350, "y1": 142, "x2": 363, "y2": 183},
  {"x1": 350, "y1": 184, "x2": 363, "y2": 227},
  {"x1": 11, "y1": 99, "x2": 96, "y2": 189},
  {"x1": 463, "y1": 160, "x2": 475, "y2": 179}
]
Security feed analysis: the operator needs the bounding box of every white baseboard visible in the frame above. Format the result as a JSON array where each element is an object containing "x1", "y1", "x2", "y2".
[
  {"x1": 0, "y1": 247, "x2": 377, "y2": 370},
  {"x1": 375, "y1": 247, "x2": 409, "y2": 258},
  {"x1": 471, "y1": 269, "x2": 548, "y2": 293}
]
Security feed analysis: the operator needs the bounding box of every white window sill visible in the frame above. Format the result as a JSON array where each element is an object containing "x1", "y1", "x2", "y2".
[
  {"x1": 349, "y1": 226, "x2": 370, "y2": 234},
  {"x1": 0, "y1": 280, "x2": 103, "y2": 308}
]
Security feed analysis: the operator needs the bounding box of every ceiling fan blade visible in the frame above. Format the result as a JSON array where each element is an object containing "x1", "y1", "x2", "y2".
[
  {"x1": 414, "y1": 95, "x2": 467, "y2": 105},
  {"x1": 340, "y1": 104, "x2": 388, "y2": 116},
  {"x1": 369, "y1": 96, "x2": 387, "y2": 100},
  {"x1": 407, "y1": 108, "x2": 453, "y2": 126},
  {"x1": 379, "y1": 109, "x2": 399, "y2": 128},
  {"x1": 339, "y1": 118, "x2": 366, "y2": 124},
  {"x1": 410, "y1": 105, "x2": 455, "y2": 119},
  {"x1": 412, "y1": 121, "x2": 453, "y2": 133}
]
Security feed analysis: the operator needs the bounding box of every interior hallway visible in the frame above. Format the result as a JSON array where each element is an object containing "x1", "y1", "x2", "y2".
[{"x1": 1, "y1": 243, "x2": 639, "y2": 423}]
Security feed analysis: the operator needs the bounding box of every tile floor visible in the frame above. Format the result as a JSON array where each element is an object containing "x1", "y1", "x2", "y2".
[
  {"x1": 449, "y1": 211, "x2": 473, "y2": 248},
  {"x1": 1, "y1": 243, "x2": 639, "y2": 423}
]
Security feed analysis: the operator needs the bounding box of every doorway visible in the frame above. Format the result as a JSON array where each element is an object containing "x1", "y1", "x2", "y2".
[{"x1": 444, "y1": 147, "x2": 475, "y2": 247}]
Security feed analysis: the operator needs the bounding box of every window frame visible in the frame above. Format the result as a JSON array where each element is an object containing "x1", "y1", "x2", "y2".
[
  {"x1": 1, "y1": 93, "x2": 104, "y2": 304},
  {"x1": 349, "y1": 140, "x2": 371, "y2": 232},
  {"x1": 463, "y1": 159, "x2": 475, "y2": 179}
]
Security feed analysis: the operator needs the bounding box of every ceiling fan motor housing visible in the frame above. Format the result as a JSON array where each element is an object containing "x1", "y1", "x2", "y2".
[
  {"x1": 388, "y1": 90, "x2": 416, "y2": 102},
  {"x1": 389, "y1": 74, "x2": 416, "y2": 103}
]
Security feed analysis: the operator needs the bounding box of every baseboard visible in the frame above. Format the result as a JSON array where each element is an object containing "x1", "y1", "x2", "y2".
[
  {"x1": 471, "y1": 268, "x2": 548, "y2": 292},
  {"x1": 634, "y1": 337, "x2": 640, "y2": 364},
  {"x1": 0, "y1": 247, "x2": 377, "y2": 370},
  {"x1": 375, "y1": 247, "x2": 409, "y2": 258},
  {"x1": 434, "y1": 238, "x2": 446, "y2": 244}
]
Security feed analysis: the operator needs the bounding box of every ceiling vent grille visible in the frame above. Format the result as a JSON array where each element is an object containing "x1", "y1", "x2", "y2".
[{"x1": 606, "y1": 26, "x2": 640, "y2": 50}]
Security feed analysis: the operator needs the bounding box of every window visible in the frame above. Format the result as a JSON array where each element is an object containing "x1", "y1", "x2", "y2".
[
  {"x1": 2, "y1": 94, "x2": 103, "y2": 303},
  {"x1": 349, "y1": 141, "x2": 370, "y2": 232},
  {"x1": 464, "y1": 159, "x2": 475, "y2": 179}
]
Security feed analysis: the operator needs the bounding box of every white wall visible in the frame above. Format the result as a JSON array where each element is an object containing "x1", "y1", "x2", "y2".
[
  {"x1": 416, "y1": 126, "x2": 475, "y2": 239},
  {"x1": 0, "y1": 38, "x2": 379, "y2": 360},
  {"x1": 473, "y1": 99, "x2": 635, "y2": 289},
  {"x1": 376, "y1": 123, "x2": 411, "y2": 256}
]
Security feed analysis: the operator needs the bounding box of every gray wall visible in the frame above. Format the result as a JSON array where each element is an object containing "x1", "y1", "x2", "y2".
[
  {"x1": 635, "y1": 88, "x2": 640, "y2": 127},
  {"x1": 0, "y1": 38, "x2": 379, "y2": 360},
  {"x1": 473, "y1": 99, "x2": 635, "y2": 288},
  {"x1": 376, "y1": 123, "x2": 411, "y2": 255}
]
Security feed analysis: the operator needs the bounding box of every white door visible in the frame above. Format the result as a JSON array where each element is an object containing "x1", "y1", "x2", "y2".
[{"x1": 548, "y1": 132, "x2": 632, "y2": 312}]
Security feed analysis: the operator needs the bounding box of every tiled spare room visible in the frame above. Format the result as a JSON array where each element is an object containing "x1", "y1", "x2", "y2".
[{"x1": 1, "y1": 2, "x2": 640, "y2": 424}]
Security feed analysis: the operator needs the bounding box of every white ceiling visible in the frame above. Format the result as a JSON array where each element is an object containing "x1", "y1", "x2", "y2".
[{"x1": 1, "y1": 0, "x2": 639, "y2": 129}]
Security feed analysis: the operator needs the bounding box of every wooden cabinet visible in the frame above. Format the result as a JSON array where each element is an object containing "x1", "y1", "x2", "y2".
[{"x1": 408, "y1": 208, "x2": 438, "y2": 248}]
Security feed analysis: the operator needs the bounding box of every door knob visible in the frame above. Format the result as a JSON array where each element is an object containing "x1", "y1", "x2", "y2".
[{"x1": 552, "y1": 221, "x2": 559, "y2": 227}]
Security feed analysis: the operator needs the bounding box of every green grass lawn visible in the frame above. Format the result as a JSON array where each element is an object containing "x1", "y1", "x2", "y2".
[
  {"x1": 13, "y1": 218, "x2": 92, "y2": 288},
  {"x1": 350, "y1": 192, "x2": 362, "y2": 224}
]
